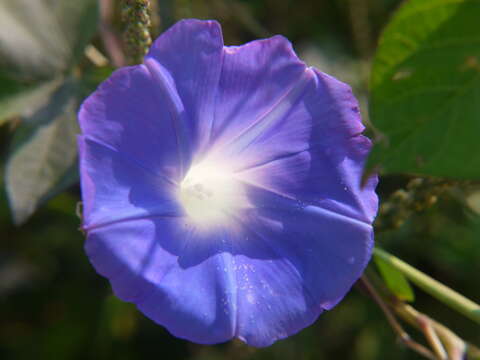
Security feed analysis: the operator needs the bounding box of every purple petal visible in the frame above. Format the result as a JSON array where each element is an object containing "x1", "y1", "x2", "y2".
[
  {"x1": 78, "y1": 137, "x2": 181, "y2": 230},
  {"x1": 79, "y1": 65, "x2": 183, "y2": 181},
  {"x1": 85, "y1": 218, "x2": 238, "y2": 344},
  {"x1": 234, "y1": 69, "x2": 378, "y2": 223},
  {"x1": 221, "y1": 184, "x2": 374, "y2": 346},
  {"x1": 79, "y1": 19, "x2": 378, "y2": 348},
  {"x1": 209, "y1": 35, "x2": 307, "y2": 153},
  {"x1": 85, "y1": 183, "x2": 373, "y2": 347},
  {"x1": 145, "y1": 19, "x2": 224, "y2": 158}
]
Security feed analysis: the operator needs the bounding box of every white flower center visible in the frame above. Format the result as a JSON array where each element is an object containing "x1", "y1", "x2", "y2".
[{"x1": 179, "y1": 162, "x2": 243, "y2": 226}]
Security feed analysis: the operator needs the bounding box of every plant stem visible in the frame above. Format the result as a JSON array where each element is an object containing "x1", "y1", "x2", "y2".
[
  {"x1": 417, "y1": 314, "x2": 448, "y2": 360},
  {"x1": 392, "y1": 302, "x2": 480, "y2": 360},
  {"x1": 373, "y1": 247, "x2": 480, "y2": 324},
  {"x1": 84, "y1": 45, "x2": 109, "y2": 67},
  {"x1": 358, "y1": 275, "x2": 437, "y2": 360}
]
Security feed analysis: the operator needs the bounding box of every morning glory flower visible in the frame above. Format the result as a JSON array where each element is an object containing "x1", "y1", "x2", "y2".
[{"x1": 78, "y1": 19, "x2": 378, "y2": 347}]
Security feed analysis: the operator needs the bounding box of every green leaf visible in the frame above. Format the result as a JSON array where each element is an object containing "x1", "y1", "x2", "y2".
[
  {"x1": 51, "y1": 0, "x2": 99, "y2": 66},
  {"x1": 368, "y1": 0, "x2": 480, "y2": 179},
  {"x1": 0, "y1": 78, "x2": 64, "y2": 126},
  {"x1": 0, "y1": 0, "x2": 98, "y2": 126},
  {"x1": 0, "y1": 0, "x2": 98, "y2": 80},
  {"x1": 374, "y1": 253, "x2": 415, "y2": 302},
  {"x1": 5, "y1": 99, "x2": 79, "y2": 225},
  {"x1": 374, "y1": 247, "x2": 480, "y2": 324}
]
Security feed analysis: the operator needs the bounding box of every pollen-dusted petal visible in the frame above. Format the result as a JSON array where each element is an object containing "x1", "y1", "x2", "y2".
[
  {"x1": 145, "y1": 19, "x2": 224, "y2": 157},
  {"x1": 226, "y1": 184, "x2": 373, "y2": 346},
  {"x1": 232, "y1": 253, "x2": 324, "y2": 347},
  {"x1": 85, "y1": 218, "x2": 239, "y2": 344},
  {"x1": 78, "y1": 137, "x2": 181, "y2": 229}
]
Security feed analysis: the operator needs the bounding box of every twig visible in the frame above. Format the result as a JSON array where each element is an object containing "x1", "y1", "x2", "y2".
[
  {"x1": 393, "y1": 302, "x2": 479, "y2": 360},
  {"x1": 84, "y1": 45, "x2": 109, "y2": 67},
  {"x1": 359, "y1": 275, "x2": 437, "y2": 360},
  {"x1": 418, "y1": 315, "x2": 448, "y2": 360}
]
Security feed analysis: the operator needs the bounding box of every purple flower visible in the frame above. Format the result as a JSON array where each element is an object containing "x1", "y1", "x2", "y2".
[{"x1": 78, "y1": 19, "x2": 378, "y2": 347}]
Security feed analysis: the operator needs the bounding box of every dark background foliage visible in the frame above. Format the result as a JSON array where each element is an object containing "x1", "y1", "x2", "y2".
[{"x1": 0, "y1": 1, "x2": 479, "y2": 359}]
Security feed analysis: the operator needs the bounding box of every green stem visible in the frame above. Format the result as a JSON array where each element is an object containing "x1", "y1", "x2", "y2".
[{"x1": 373, "y1": 247, "x2": 480, "y2": 325}]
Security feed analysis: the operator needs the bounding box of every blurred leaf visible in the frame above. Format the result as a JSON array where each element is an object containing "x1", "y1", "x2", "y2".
[
  {"x1": 0, "y1": 71, "x2": 23, "y2": 98},
  {"x1": 0, "y1": 1, "x2": 66, "y2": 79},
  {"x1": 25, "y1": 78, "x2": 79, "y2": 125},
  {"x1": 104, "y1": 296, "x2": 138, "y2": 340},
  {"x1": 0, "y1": 78, "x2": 63, "y2": 126},
  {"x1": 42, "y1": 164, "x2": 79, "y2": 207},
  {"x1": 374, "y1": 253, "x2": 415, "y2": 302},
  {"x1": 368, "y1": 0, "x2": 480, "y2": 179},
  {"x1": 5, "y1": 99, "x2": 79, "y2": 225},
  {"x1": 79, "y1": 66, "x2": 115, "y2": 97},
  {"x1": 0, "y1": 0, "x2": 98, "y2": 80},
  {"x1": 0, "y1": 0, "x2": 98, "y2": 127},
  {"x1": 52, "y1": 0, "x2": 99, "y2": 65},
  {"x1": 466, "y1": 189, "x2": 480, "y2": 215}
]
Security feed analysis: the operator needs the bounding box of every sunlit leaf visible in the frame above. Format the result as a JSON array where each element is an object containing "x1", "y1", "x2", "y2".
[
  {"x1": 1, "y1": 68, "x2": 106, "y2": 222},
  {"x1": 0, "y1": 0, "x2": 98, "y2": 80},
  {"x1": 466, "y1": 189, "x2": 480, "y2": 215},
  {"x1": 368, "y1": 0, "x2": 480, "y2": 179},
  {"x1": 374, "y1": 253, "x2": 415, "y2": 302},
  {"x1": 6, "y1": 99, "x2": 79, "y2": 225},
  {"x1": 0, "y1": 0, "x2": 98, "y2": 126},
  {"x1": 51, "y1": 0, "x2": 99, "y2": 66},
  {"x1": 0, "y1": 78, "x2": 64, "y2": 126}
]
